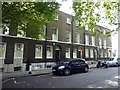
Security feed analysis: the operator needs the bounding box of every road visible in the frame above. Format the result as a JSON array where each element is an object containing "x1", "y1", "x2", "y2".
[{"x1": 2, "y1": 67, "x2": 120, "y2": 88}]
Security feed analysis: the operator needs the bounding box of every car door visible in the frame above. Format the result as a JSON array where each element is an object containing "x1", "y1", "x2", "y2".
[
  {"x1": 78, "y1": 60, "x2": 86, "y2": 71},
  {"x1": 69, "y1": 60, "x2": 80, "y2": 72},
  {"x1": 117, "y1": 58, "x2": 120, "y2": 65}
]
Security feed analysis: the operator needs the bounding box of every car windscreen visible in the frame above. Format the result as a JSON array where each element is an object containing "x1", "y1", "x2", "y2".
[
  {"x1": 59, "y1": 60, "x2": 70, "y2": 64},
  {"x1": 108, "y1": 58, "x2": 114, "y2": 61}
]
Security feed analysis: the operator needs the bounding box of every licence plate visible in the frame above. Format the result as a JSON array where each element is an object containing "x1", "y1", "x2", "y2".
[{"x1": 52, "y1": 69, "x2": 56, "y2": 71}]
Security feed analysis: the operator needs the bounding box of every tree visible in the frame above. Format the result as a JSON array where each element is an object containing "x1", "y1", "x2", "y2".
[
  {"x1": 2, "y1": 2, "x2": 60, "y2": 39},
  {"x1": 72, "y1": 1, "x2": 119, "y2": 36}
]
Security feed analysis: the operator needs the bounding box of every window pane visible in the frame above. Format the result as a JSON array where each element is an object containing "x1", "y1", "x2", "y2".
[
  {"x1": 14, "y1": 43, "x2": 24, "y2": 58},
  {"x1": 76, "y1": 33, "x2": 80, "y2": 43},
  {"x1": 66, "y1": 31, "x2": 71, "y2": 42},
  {"x1": 100, "y1": 50, "x2": 103, "y2": 57},
  {"x1": 52, "y1": 28, "x2": 58, "y2": 41},
  {"x1": 0, "y1": 43, "x2": 6, "y2": 59},
  {"x1": 65, "y1": 48, "x2": 70, "y2": 58},
  {"x1": 35, "y1": 45, "x2": 42, "y2": 58},
  {"x1": 92, "y1": 36, "x2": 95, "y2": 45},
  {"x1": 85, "y1": 49, "x2": 89, "y2": 58},
  {"x1": 85, "y1": 35, "x2": 89, "y2": 45},
  {"x1": 76, "y1": 20, "x2": 79, "y2": 26},
  {"x1": 85, "y1": 25, "x2": 88, "y2": 30},
  {"x1": 67, "y1": 18, "x2": 71, "y2": 24},
  {"x1": 99, "y1": 38, "x2": 102, "y2": 48},
  {"x1": 90, "y1": 49, "x2": 93, "y2": 58},
  {"x1": 47, "y1": 46, "x2": 53, "y2": 58},
  {"x1": 73, "y1": 48, "x2": 77, "y2": 58},
  {"x1": 39, "y1": 28, "x2": 46, "y2": 40},
  {"x1": 104, "y1": 39, "x2": 106, "y2": 49}
]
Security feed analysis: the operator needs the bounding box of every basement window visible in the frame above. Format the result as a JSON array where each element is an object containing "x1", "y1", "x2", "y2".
[{"x1": 14, "y1": 67, "x2": 21, "y2": 71}]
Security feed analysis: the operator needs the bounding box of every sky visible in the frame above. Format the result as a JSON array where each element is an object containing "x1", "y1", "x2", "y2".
[{"x1": 57, "y1": 0, "x2": 118, "y2": 57}]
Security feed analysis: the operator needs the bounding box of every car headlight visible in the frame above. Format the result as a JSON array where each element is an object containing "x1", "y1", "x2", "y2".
[{"x1": 58, "y1": 66, "x2": 65, "y2": 69}]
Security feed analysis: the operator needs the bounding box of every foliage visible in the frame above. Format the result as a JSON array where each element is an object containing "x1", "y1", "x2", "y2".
[
  {"x1": 72, "y1": 1, "x2": 119, "y2": 36},
  {"x1": 2, "y1": 2, "x2": 60, "y2": 39}
]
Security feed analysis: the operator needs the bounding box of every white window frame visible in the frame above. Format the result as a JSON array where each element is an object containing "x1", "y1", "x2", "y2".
[
  {"x1": 67, "y1": 18, "x2": 71, "y2": 24},
  {"x1": 75, "y1": 20, "x2": 79, "y2": 26},
  {"x1": 46, "y1": 45, "x2": 53, "y2": 58},
  {"x1": 39, "y1": 27, "x2": 46, "y2": 40},
  {"x1": 85, "y1": 25, "x2": 88, "y2": 30},
  {"x1": 55, "y1": 14, "x2": 58, "y2": 20},
  {"x1": 103, "y1": 30, "x2": 106, "y2": 35},
  {"x1": 35, "y1": 45, "x2": 43, "y2": 59},
  {"x1": 0, "y1": 42, "x2": 6, "y2": 59},
  {"x1": 76, "y1": 33, "x2": 80, "y2": 43},
  {"x1": 85, "y1": 35, "x2": 89, "y2": 45},
  {"x1": 104, "y1": 39, "x2": 106, "y2": 49},
  {"x1": 52, "y1": 28, "x2": 58, "y2": 41},
  {"x1": 66, "y1": 31, "x2": 71, "y2": 42},
  {"x1": 100, "y1": 50, "x2": 103, "y2": 58},
  {"x1": 2, "y1": 24, "x2": 9, "y2": 35},
  {"x1": 99, "y1": 38, "x2": 102, "y2": 48},
  {"x1": 90, "y1": 49, "x2": 94, "y2": 58},
  {"x1": 0, "y1": 27, "x2": 3, "y2": 35},
  {"x1": 92, "y1": 36, "x2": 95, "y2": 46},
  {"x1": 73, "y1": 48, "x2": 77, "y2": 58},
  {"x1": 65, "y1": 48, "x2": 70, "y2": 58},
  {"x1": 14, "y1": 43, "x2": 24, "y2": 59},
  {"x1": 17, "y1": 30, "x2": 26, "y2": 37},
  {"x1": 105, "y1": 50, "x2": 107, "y2": 57},
  {"x1": 85, "y1": 49, "x2": 89, "y2": 58}
]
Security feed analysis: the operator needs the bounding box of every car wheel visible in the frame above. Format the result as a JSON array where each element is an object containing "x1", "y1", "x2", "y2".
[
  {"x1": 84, "y1": 67, "x2": 89, "y2": 73},
  {"x1": 64, "y1": 69, "x2": 70, "y2": 76},
  {"x1": 116, "y1": 63, "x2": 118, "y2": 67}
]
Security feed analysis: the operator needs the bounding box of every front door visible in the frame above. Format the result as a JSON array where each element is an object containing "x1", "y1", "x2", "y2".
[
  {"x1": 78, "y1": 51, "x2": 82, "y2": 58},
  {"x1": 55, "y1": 50, "x2": 60, "y2": 63}
]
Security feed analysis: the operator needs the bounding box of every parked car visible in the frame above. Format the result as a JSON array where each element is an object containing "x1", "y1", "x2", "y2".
[
  {"x1": 52, "y1": 58, "x2": 89, "y2": 76},
  {"x1": 105, "y1": 57, "x2": 120, "y2": 67}
]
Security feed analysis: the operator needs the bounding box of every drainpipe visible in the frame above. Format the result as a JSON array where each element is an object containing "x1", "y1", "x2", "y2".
[
  {"x1": 83, "y1": 27, "x2": 86, "y2": 59},
  {"x1": 71, "y1": 16, "x2": 74, "y2": 59},
  {"x1": 44, "y1": 23, "x2": 47, "y2": 68}
]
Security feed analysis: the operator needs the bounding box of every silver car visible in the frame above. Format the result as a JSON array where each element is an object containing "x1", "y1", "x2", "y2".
[{"x1": 106, "y1": 57, "x2": 120, "y2": 67}]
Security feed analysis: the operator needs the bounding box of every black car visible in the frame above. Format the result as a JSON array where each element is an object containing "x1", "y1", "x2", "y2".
[{"x1": 52, "y1": 58, "x2": 89, "y2": 76}]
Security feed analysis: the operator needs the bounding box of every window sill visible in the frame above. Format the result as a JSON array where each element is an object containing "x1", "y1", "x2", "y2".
[
  {"x1": 35, "y1": 57, "x2": 42, "y2": 59},
  {"x1": 46, "y1": 58, "x2": 53, "y2": 59},
  {"x1": 14, "y1": 58, "x2": 23, "y2": 59},
  {"x1": 0, "y1": 58, "x2": 5, "y2": 59}
]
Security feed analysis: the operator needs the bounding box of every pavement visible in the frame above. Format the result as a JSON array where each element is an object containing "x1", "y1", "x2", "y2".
[{"x1": 1, "y1": 64, "x2": 97, "y2": 81}]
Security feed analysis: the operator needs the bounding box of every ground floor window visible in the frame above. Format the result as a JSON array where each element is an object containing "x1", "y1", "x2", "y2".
[
  {"x1": 35, "y1": 45, "x2": 43, "y2": 58},
  {"x1": 0, "y1": 42, "x2": 6, "y2": 59},
  {"x1": 104, "y1": 50, "x2": 107, "y2": 57},
  {"x1": 73, "y1": 48, "x2": 77, "y2": 58},
  {"x1": 100, "y1": 50, "x2": 103, "y2": 58},
  {"x1": 14, "y1": 43, "x2": 24, "y2": 59},
  {"x1": 65, "y1": 48, "x2": 70, "y2": 58},
  {"x1": 90, "y1": 49, "x2": 94, "y2": 58},
  {"x1": 85, "y1": 49, "x2": 89, "y2": 58},
  {"x1": 47, "y1": 45, "x2": 53, "y2": 58}
]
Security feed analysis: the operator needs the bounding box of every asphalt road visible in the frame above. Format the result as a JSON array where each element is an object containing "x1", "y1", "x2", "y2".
[{"x1": 2, "y1": 67, "x2": 120, "y2": 88}]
